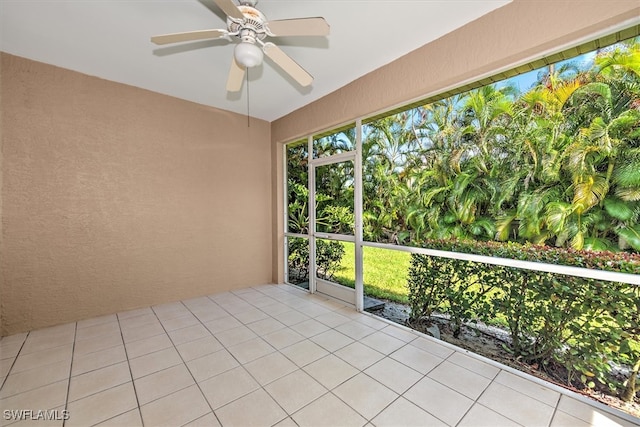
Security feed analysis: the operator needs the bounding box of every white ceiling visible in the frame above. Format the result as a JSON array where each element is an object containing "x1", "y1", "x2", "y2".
[{"x1": 1, "y1": 0, "x2": 511, "y2": 122}]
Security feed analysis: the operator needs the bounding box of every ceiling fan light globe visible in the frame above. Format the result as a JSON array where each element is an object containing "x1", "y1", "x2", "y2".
[{"x1": 234, "y1": 42, "x2": 263, "y2": 68}]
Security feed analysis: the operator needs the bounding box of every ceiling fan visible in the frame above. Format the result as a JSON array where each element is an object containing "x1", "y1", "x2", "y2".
[{"x1": 151, "y1": 0, "x2": 329, "y2": 92}]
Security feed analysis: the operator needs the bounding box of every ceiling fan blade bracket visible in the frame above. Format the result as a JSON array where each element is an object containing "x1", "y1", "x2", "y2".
[{"x1": 223, "y1": 31, "x2": 238, "y2": 41}]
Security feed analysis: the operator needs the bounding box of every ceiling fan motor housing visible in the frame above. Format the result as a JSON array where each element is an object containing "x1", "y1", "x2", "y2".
[{"x1": 228, "y1": 5, "x2": 267, "y2": 42}]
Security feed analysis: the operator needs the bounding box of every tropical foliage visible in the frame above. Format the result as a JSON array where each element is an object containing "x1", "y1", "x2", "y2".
[
  {"x1": 288, "y1": 39, "x2": 640, "y2": 253},
  {"x1": 359, "y1": 38, "x2": 640, "y2": 254},
  {"x1": 407, "y1": 239, "x2": 640, "y2": 400}
]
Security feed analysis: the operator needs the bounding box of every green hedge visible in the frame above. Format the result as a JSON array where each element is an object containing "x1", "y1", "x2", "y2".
[
  {"x1": 288, "y1": 238, "x2": 345, "y2": 282},
  {"x1": 407, "y1": 239, "x2": 640, "y2": 399},
  {"x1": 420, "y1": 239, "x2": 640, "y2": 274}
]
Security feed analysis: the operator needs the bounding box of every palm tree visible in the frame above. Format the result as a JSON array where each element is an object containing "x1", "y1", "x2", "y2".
[{"x1": 561, "y1": 41, "x2": 640, "y2": 249}]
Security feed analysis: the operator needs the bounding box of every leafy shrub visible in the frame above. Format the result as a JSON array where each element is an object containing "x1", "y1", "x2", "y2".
[
  {"x1": 287, "y1": 238, "x2": 310, "y2": 283},
  {"x1": 315, "y1": 240, "x2": 346, "y2": 280},
  {"x1": 422, "y1": 239, "x2": 640, "y2": 274},
  {"x1": 407, "y1": 238, "x2": 640, "y2": 396},
  {"x1": 407, "y1": 255, "x2": 497, "y2": 337},
  {"x1": 407, "y1": 255, "x2": 448, "y2": 320},
  {"x1": 287, "y1": 238, "x2": 345, "y2": 283}
]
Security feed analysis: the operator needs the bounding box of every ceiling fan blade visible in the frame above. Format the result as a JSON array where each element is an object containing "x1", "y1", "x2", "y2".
[
  {"x1": 151, "y1": 29, "x2": 227, "y2": 45},
  {"x1": 226, "y1": 56, "x2": 246, "y2": 92},
  {"x1": 263, "y1": 42, "x2": 313, "y2": 87},
  {"x1": 213, "y1": 0, "x2": 245, "y2": 20},
  {"x1": 266, "y1": 17, "x2": 330, "y2": 37}
]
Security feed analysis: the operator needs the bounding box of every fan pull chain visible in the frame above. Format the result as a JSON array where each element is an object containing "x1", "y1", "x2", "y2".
[{"x1": 246, "y1": 68, "x2": 250, "y2": 127}]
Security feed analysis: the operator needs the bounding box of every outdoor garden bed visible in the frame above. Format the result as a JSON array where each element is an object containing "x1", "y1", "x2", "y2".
[{"x1": 369, "y1": 299, "x2": 640, "y2": 418}]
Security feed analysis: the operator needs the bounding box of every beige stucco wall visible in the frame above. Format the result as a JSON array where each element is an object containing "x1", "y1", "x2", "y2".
[
  {"x1": 0, "y1": 54, "x2": 272, "y2": 336},
  {"x1": 0, "y1": 54, "x2": 3, "y2": 336},
  {"x1": 271, "y1": 0, "x2": 640, "y2": 283}
]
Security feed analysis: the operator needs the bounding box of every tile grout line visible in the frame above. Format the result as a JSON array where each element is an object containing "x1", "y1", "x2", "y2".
[
  {"x1": 134, "y1": 290, "x2": 438, "y2": 425},
  {"x1": 116, "y1": 313, "x2": 145, "y2": 427},
  {"x1": 62, "y1": 323, "x2": 78, "y2": 427},
  {"x1": 153, "y1": 300, "x2": 225, "y2": 427},
  {"x1": 495, "y1": 376, "x2": 560, "y2": 427},
  {"x1": 275, "y1": 287, "x2": 480, "y2": 426},
  {"x1": 361, "y1": 313, "x2": 555, "y2": 426},
  {"x1": 206, "y1": 287, "x2": 331, "y2": 422},
  {"x1": 547, "y1": 404, "x2": 562, "y2": 427},
  {"x1": 112, "y1": 293, "x2": 524, "y2": 426},
  {"x1": 430, "y1": 350, "x2": 494, "y2": 388},
  {"x1": 453, "y1": 401, "x2": 528, "y2": 427},
  {"x1": 457, "y1": 368, "x2": 527, "y2": 427},
  {"x1": 214, "y1": 287, "x2": 343, "y2": 425},
  {"x1": 358, "y1": 299, "x2": 640, "y2": 426},
  {"x1": 266, "y1": 289, "x2": 372, "y2": 425},
  {"x1": 313, "y1": 289, "x2": 631, "y2": 426},
  {"x1": 5, "y1": 285, "x2": 633, "y2": 427},
  {"x1": 247, "y1": 288, "x2": 388, "y2": 425},
  {"x1": 70, "y1": 332, "x2": 124, "y2": 363},
  {"x1": 357, "y1": 344, "x2": 443, "y2": 425},
  {"x1": 100, "y1": 292, "x2": 488, "y2": 425},
  {"x1": 456, "y1": 364, "x2": 540, "y2": 426},
  {"x1": 0, "y1": 335, "x2": 32, "y2": 427},
  {"x1": 0, "y1": 332, "x2": 29, "y2": 392},
  {"x1": 223, "y1": 290, "x2": 305, "y2": 426},
  {"x1": 451, "y1": 389, "x2": 490, "y2": 427},
  {"x1": 328, "y1": 368, "x2": 405, "y2": 425},
  {"x1": 489, "y1": 370, "x2": 562, "y2": 408},
  {"x1": 321, "y1": 329, "x2": 502, "y2": 427},
  {"x1": 434, "y1": 352, "x2": 500, "y2": 427}
]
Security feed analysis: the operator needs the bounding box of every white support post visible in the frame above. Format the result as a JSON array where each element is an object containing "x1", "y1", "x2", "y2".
[
  {"x1": 307, "y1": 135, "x2": 317, "y2": 294},
  {"x1": 282, "y1": 144, "x2": 289, "y2": 283},
  {"x1": 354, "y1": 119, "x2": 364, "y2": 312}
]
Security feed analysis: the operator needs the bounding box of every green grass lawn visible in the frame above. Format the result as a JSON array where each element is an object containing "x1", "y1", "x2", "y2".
[{"x1": 331, "y1": 243, "x2": 411, "y2": 304}]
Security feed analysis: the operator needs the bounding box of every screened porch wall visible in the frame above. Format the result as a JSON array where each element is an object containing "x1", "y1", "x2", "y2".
[{"x1": 270, "y1": 0, "x2": 640, "y2": 283}]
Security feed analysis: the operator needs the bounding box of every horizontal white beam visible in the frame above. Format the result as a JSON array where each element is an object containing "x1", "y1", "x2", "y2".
[
  {"x1": 314, "y1": 233, "x2": 356, "y2": 243},
  {"x1": 310, "y1": 151, "x2": 356, "y2": 167},
  {"x1": 363, "y1": 241, "x2": 640, "y2": 286},
  {"x1": 284, "y1": 232, "x2": 309, "y2": 239}
]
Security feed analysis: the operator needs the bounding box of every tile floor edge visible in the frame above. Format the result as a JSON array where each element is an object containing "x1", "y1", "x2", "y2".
[
  {"x1": 360, "y1": 300, "x2": 639, "y2": 425},
  {"x1": 278, "y1": 283, "x2": 640, "y2": 426},
  {"x1": 3, "y1": 282, "x2": 638, "y2": 426}
]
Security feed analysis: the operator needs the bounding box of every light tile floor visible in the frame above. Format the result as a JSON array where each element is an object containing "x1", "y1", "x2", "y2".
[{"x1": 1, "y1": 284, "x2": 638, "y2": 427}]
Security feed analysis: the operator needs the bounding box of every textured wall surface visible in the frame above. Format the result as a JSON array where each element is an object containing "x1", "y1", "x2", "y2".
[
  {"x1": 270, "y1": 0, "x2": 640, "y2": 283},
  {"x1": 0, "y1": 55, "x2": 4, "y2": 337},
  {"x1": 1, "y1": 54, "x2": 272, "y2": 336}
]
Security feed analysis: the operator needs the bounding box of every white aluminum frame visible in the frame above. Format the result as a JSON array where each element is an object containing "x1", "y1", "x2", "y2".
[
  {"x1": 308, "y1": 140, "x2": 361, "y2": 306},
  {"x1": 284, "y1": 120, "x2": 639, "y2": 304},
  {"x1": 354, "y1": 120, "x2": 364, "y2": 311},
  {"x1": 282, "y1": 24, "x2": 640, "y2": 302},
  {"x1": 283, "y1": 142, "x2": 290, "y2": 284},
  {"x1": 363, "y1": 241, "x2": 640, "y2": 285}
]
